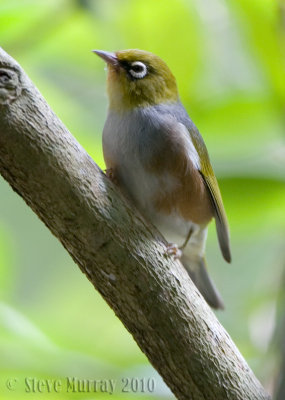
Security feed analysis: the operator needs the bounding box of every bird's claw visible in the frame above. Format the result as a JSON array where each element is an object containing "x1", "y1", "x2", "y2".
[
  {"x1": 105, "y1": 168, "x2": 118, "y2": 184},
  {"x1": 165, "y1": 243, "x2": 182, "y2": 259}
]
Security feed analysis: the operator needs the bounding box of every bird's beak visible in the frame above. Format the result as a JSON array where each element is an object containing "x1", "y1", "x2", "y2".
[{"x1": 92, "y1": 50, "x2": 118, "y2": 67}]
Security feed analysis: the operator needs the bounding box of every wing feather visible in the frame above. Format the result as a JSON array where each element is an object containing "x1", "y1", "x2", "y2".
[{"x1": 190, "y1": 128, "x2": 231, "y2": 263}]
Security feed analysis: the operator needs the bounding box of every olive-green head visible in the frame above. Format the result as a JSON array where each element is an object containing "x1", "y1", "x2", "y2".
[{"x1": 94, "y1": 49, "x2": 179, "y2": 111}]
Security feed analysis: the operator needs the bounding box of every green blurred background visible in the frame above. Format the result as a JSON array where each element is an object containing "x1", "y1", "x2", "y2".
[{"x1": 0, "y1": 0, "x2": 284, "y2": 399}]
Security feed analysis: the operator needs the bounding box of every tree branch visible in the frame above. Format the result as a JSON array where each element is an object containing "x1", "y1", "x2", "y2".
[{"x1": 0, "y1": 48, "x2": 270, "y2": 400}]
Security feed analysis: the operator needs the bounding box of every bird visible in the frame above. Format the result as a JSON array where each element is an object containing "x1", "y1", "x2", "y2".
[{"x1": 94, "y1": 49, "x2": 231, "y2": 309}]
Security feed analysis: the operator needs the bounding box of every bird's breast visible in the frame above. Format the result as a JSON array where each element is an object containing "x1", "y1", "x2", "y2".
[{"x1": 102, "y1": 106, "x2": 213, "y2": 229}]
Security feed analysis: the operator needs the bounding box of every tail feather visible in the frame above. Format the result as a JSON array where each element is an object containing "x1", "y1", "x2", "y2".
[{"x1": 181, "y1": 255, "x2": 224, "y2": 310}]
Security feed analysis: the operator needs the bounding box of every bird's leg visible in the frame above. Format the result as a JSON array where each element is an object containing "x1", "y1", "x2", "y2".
[
  {"x1": 179, "y1": 227, "x2": 194, "y2": 251},
  {"x1": 105, "y1": 167, "x2": 118, "y2": 184},
  {"x1": 165, "y1": 243, "x2": 182, "y2": 259},
  {"x1": 165, "y1": 227, "x2": 193, "y2": 259}
]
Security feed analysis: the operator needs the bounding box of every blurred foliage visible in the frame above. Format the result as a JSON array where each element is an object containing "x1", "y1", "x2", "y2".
[{"x1": 0, "y1": 0, "x2": 284, "y2": 398}]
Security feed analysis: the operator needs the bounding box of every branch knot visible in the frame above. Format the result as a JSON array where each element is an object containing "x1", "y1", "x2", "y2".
[{"x1": 0, "y1": 68, "x2": 21, "y2": 105}]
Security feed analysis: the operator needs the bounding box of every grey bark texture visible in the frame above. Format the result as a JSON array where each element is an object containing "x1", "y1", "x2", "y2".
[{"x1": 0, "y1": 47, "x2": 271, "y2": 400}]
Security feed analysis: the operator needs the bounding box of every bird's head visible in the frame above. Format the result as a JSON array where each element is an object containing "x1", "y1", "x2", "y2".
[{"x1": 94, "y1": 49, "x2": 179, "y2": 111}]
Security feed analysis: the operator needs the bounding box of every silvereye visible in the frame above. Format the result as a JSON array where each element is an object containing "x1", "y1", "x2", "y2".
[{"x1": 94, "y1": 49, "x2": 231, "y2": 309}]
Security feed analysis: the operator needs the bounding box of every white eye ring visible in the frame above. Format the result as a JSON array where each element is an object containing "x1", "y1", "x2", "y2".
[{"x1": 129, "y1": 61, "x2": 147, "y2": 79}]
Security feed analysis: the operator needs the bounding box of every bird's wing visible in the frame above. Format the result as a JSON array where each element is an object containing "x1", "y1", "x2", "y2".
[
  {"x1": 141, "y1": 104, "x2": 231, "y2": 262},
  {"x1": 189, "y1": 127, "x2": 231, "y2": 263}
]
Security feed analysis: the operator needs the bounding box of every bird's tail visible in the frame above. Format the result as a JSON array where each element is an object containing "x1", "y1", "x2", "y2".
[{"x1": 181, "y1": 255, "x2": 224, "y2": 310}]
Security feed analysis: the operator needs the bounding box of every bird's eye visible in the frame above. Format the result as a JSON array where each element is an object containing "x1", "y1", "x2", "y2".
[{"x1": 129, "y1": 61, "x2": 147, "y2": 79}]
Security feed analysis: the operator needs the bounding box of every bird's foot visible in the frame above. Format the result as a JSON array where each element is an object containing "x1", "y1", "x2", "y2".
[
  {"x1": 105, "y1": 168, "x2": 118, "y2": 184},
  {"x1": 165, "y1": 243, "x2": 182, "y2": 259}
]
